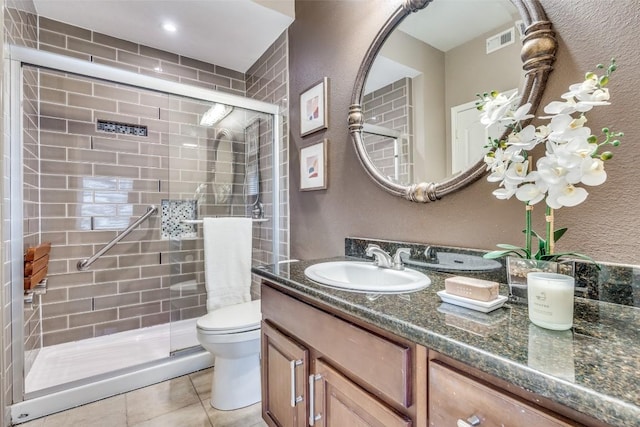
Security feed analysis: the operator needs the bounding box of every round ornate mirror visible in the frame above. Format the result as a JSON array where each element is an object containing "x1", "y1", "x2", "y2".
[{"x1": 348, "y1": 0, "x2": 557, "y2": 202}]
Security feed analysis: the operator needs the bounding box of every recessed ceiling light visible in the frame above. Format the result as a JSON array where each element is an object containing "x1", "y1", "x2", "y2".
[{"x1": 162, "y1": 22, "x2": 177, "y2": 33}]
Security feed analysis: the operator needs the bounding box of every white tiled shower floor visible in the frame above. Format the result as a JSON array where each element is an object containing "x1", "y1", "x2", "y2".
[{"x1": 25, "y1": 318, "x2": 199, "y2": 393}]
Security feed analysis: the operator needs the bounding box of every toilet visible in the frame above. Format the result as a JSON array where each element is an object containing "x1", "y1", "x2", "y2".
[{"x1": 196, "y1": 299, "x2": 262, "y2": 410}]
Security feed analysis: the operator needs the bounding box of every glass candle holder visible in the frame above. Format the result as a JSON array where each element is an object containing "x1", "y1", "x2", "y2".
[{"x1": 527, "y1": 272, "x2": 575, "y2": 331}]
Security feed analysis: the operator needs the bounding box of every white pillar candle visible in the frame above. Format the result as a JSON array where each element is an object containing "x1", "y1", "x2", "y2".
[{"x1": 527, "y1": 272, "x2": 575, "y2": 331}]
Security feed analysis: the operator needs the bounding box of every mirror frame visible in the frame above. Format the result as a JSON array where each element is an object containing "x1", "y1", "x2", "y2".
[{"x1": 348, "y1": 0, "x2": 557, "y2": 202}]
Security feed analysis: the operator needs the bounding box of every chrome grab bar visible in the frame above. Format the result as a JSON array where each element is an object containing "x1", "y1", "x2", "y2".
[{"x1": 77, "y1": 205, "x2": 158, "y2": 271}]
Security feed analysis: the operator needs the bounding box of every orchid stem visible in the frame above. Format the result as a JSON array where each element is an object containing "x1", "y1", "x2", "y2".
[
  {"x1": 526, "y1": 204, "x2": 533, "y2": 258},
  {"x1": 546, "y1": 207, "x2": 554, "y2": 255}
]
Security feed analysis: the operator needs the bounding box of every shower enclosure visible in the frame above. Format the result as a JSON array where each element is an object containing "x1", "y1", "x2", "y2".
[{"x1": 7, "y1": 46, "x2": 281, "y2": 423}]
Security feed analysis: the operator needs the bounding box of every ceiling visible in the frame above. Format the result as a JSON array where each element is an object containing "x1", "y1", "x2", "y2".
[
  {"x1": 399, "y1": 0, "x2": 517, "y2": 52},
  {"x1": 27, "y1": 0, "x2": 295, "y2": 73},
  {"x1": 366, "y1": 0, "x2": 517, "y2": 93}
]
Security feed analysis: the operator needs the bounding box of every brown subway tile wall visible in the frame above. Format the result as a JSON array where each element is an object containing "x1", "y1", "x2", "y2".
[
  {"x1": 27, "y1": 64, "x2": 272, "y2": 346},
  {"x1": 362, "y1": 77, "x2": 414, "y2": 185},
  {"x1": 245, "y1": 30, "x2": 290, "y2": 297}
]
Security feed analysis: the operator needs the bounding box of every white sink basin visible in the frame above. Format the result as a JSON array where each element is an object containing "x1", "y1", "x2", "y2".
[{"x1": 304, "y1": 261, "x2": 431, "y2": 294}]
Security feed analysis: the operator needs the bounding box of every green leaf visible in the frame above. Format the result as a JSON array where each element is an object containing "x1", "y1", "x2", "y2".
[
  {"x1": 483, "y1": 249, "x2": 525, "y2": 259},
  {"x1": 554, "y1": 227, "x2": 568, "y2": 242},
  {"x1": 542, "y1": 252, "x2": 602, "y2": 271},
  {"x1": 495, "y1": 244, "x2": 526, "y2": 250}
]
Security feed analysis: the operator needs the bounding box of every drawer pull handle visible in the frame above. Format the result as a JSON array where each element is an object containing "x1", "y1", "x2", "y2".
[
  {"x1": 309, "y1": 374, "x2": 322, "y2": 426},
  {"x1": 457, "y1": 415, "x2": 481, "y2": 427},
  {"x1": 289, "y1": 359, "x2": 303, "y2": 407}
]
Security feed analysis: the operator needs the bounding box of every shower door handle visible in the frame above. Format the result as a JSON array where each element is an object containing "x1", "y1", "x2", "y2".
[{"x1": 290, "y1": 359, "x2": 303, "y2": 407}]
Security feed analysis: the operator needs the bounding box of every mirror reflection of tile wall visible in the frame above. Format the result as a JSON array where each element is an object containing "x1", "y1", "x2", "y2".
[{"x1": 362, "y1": 77, "x2": 413, "y2": 185}]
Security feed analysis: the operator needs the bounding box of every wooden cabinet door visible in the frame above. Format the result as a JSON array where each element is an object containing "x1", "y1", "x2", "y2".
[
  {"x1": 429, "y1": 361, "x2": 573, "y2": 427},
  {"x1": 311, "y1": 359, "x2": 411, "y2": 427},
  {"x1": 261, "y1": 321, "x2": 309, "y2": 427}
]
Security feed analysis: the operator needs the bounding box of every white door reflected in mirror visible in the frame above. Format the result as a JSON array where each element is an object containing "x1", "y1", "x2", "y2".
[{"x1": 450, "y1": 89, "x2": 515, "y2": 175}]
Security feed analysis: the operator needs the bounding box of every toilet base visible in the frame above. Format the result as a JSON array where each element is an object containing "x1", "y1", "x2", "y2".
[{"x1": 210, "y1": 353, "x2": 261, "y2": 410}]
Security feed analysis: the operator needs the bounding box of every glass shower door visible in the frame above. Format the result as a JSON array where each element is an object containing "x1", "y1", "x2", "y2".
[
  {"x1": 18, "y1": 64, "x2": 175, "y2": 396},
  {"x1": 165, "y1": 95, "x2": 276, "y2": 354}
]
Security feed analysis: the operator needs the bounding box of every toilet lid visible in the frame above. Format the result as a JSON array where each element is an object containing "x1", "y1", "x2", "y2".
[{"x1": 197, "y1": 300, "x2": 261, "y2": 333}]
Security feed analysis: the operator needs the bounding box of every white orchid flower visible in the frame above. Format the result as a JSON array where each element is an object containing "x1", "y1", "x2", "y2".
[
  {"x1": 546, "y1": 114, "x2": 592, "y2": 143},
  {"x1": 581, "y1": 158, "x2": 607, "y2": 186},
  {"x1": 484, "y1": 154, "x2": 497, "y2": 170},
  {"x1": 480, "y1": 92, "x2": 519, "y2": 127},
  {"x1": 506, "y1": 124, "x2": 539, "y2": 151},
  {"x1": 515, "y1": 182, "x2": 546, "y2": 205},
  {"x1": 563, "y1": 76, "x2": 610, "y2": 103},
  {"x1": 504, "y1": 160, "x2": 529, "y2": 184},
  {"x1": 562, "y1": 75, "x2": 599, "y2": 100},
  {"x1": 501, "y1": 102, "x2": 533, "y2": 123},
  {"x1": 484, "y1": 147, "x2": 505, "y2": 170},
  {"x1": 546, "y1": 184, "x2": 588, "y2": 208},
  {"x1": 492, "y1": 187, "x2": 516, "y2": 200},
  {"x1": 487, "y1": 161, "x2": 507, "y2": 182},
  {"x1": 548, "y1": 137, "x2": 594, "y2": 181},
  {"x1": 582, "y1": 88, "x2": 610, "y2": 103},
  {"x1": 543, "y1": 97, "x2": 609, "y2": 116},
  {"x1": 535, "y1": 125, "x2": 551, "y2": 138},
  {"x1": 536, "y1": 156, "x2": 568, "y2": 185}
]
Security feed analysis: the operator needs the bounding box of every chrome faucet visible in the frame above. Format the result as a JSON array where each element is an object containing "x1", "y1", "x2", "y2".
[
  {"x1": 365, "y1": 244, "x2": 393, "y2": 269},
  {"x1": 392, "y1": 248, "x2": 411, "y2": 270},
  {"x1": 424, "y1": 246, "x2": 439, "y2": 263},
  {"x1": 365, "y1": 244, "x2": 411, "y2": 271}
]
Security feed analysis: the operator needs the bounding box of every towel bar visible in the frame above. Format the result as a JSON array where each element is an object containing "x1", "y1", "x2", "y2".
[{"x1": 181, "y1": 218, "x2": 269, "y2": 224}]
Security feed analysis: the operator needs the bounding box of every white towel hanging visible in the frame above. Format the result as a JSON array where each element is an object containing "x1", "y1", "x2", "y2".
[{"x1": 203, "y1": 217, "x2": 252, "y2": 311}]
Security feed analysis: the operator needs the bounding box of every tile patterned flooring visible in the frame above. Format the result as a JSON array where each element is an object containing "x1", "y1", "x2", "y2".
[{"x1": 19, "y1": 368, "x2": 267, "y2": 427}]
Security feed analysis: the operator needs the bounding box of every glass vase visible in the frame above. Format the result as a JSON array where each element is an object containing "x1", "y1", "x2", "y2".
[{"x1": 506, "y1": 256, "x2": 574, "y2": 303}]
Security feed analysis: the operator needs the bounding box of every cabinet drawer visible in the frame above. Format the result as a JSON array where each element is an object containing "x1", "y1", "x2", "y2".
[
  {"x1": 428, "y1": 361, "x2": 572, "y2": 427},
  {"x1": 262, "y1": 284, "x2": 412, "y2": 408},
  {"x1": 313, "y1": 359, "x2": 411, "y2": 427}
]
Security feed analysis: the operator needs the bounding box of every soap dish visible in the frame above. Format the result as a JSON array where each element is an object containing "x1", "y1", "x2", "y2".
[{"x1": 436, "y1": 290, "x2": 507, "y2": 313}]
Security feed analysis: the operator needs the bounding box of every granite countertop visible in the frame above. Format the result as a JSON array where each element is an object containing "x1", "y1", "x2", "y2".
[{"x1": 253, "y1": 257, "x2": 640, "y2": 427}]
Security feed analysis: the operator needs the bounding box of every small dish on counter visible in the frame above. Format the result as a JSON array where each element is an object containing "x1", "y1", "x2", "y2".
[{"x1": 436, "y1": 290, "x2": 507, "y2": 313}]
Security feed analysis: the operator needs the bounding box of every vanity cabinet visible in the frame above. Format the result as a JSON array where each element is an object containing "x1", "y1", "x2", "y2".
[
  {"x1": 261, "y1": 282, "x2": 425, "y2": 427},
  {"x1": 261, "y1": 280, "x2": 601, "y2": 427}
]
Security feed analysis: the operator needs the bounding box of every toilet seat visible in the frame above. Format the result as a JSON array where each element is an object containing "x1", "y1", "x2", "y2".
[{"x1": 196, "y1": 299, "x2": 261, "y2": 334}]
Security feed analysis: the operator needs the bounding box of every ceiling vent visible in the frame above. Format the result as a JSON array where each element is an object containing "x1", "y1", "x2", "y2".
[{"x1": 486, "y1": 27, "x2": 515, "y2": 54}]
